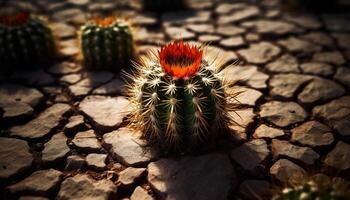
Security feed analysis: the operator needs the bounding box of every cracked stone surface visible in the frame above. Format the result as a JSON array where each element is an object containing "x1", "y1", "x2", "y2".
[{"x1": 1, "y1": 0, "x2": 350, "y2": 199}]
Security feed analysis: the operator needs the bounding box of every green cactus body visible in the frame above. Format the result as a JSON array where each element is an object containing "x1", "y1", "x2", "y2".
[
  {"x1": 80, "y1": 17, "x2": 133, "y2": 72},
  {"x1": 128, "y1": 41, "x2": 236, "y2": 151},
  {"x1": 0, "y1": 12, "x2": 56, "y2": 69},
  {"x1": 142, "y1": 0, "x2": 186, "y2": 11}
]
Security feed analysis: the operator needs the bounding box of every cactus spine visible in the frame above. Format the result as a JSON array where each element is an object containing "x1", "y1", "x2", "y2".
[
  {"x1": 142, "y1": 0, "x2": 186, "y2": 11},
  {"x1": 128, "y1": 41, "x2": 238, "y2": 151},
  {"x1": 80, "y1": 16, "x2": 134, "y2": 72},
  {"x1": 0, "y1": 12, "x2": 56, "y2": 69}
]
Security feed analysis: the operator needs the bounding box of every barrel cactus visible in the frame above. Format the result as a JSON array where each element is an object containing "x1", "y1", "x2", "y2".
[
  {"x1": 127, "y1": 41, "x2": 239, "y2": 151},
  {"x1": 141, "y1": 0, "x2": 186, "y2": 12},
  {"x1": 79, "y1": 16, "x2": 134, "y2": 72},
  {"x1": 0, "y1": 11, "x2": 56, "y2": 69}
]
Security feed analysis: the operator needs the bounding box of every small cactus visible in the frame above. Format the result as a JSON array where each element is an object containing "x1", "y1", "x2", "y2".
[
  {"x1": 273, "y1": 179, "x2": 350, "y2": 200},
  {"x1": 141, "y1": 0, "x2": 186, "y2": 12},
  {"x1": 127, "y1": 41, "x2": 239, "y2": 151},
  {"x1": 79, "y1": 16, "x2": 134, "y2": 72},
  {"x1": 0, "y1": 11, "x2": 56, "y2": 69}
]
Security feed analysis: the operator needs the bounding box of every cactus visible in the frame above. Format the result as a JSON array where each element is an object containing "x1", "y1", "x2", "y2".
[
  {"x1": 141, "y1": 0, "x2": 186, "y2": 12},
  {"x1": 0, "y1": 11, "x2": 56, "y2": 69},
  {"x1": 273, "y1": 179, "x2": 350, "y2": 200},
  {"x1": 127, "y1": 41, "x2": 239, "y2": 151},
  {"x1": 79, "y1": 16, "x2": 134, "y2": 72}
]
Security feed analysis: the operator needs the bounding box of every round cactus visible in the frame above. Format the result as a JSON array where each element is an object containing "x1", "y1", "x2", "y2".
[
  {"x1": 141, "y1": 0, "x2": 186, "y2": 12},
  {"x1": 0, "y1": 11, "x2": 56, "y2": 69},
  {"x1": 79, "y1": 16, "x2": 134, "y2": 72},
  {"x1": 273, "y1": 180, "x2": 350, "y2": 200},
  {"x1": 127, "y1": 41, "x2": 239, "y2": 151}
]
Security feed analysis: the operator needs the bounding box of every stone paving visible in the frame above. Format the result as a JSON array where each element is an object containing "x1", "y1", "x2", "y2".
[{"x1": 0, "y1": 0, "x2": 350, "y2": 199}]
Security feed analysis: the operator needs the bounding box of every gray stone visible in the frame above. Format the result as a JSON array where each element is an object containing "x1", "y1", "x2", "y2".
[
  {"x1": 162, "y1": 11, "x2": 211, "y2": 25},
  {"x1": 269, "y1": 73, "x2": 312, "y2": 99},
  {"x1": 79, "y1": 96, "x2": 131, "y2": 131},
  {"x1": 72, "y1": 130, "x2": 101, "y2": 153},
  {"x1": 312, "y1": 51, "x2": 346, "y2": 65},
  {"x1": 260, "y1": 101, "x2": 307, "y2": 127},
  {"x1": 103, "y1": 128, "x2": 158, "y2": 167},
  {"x1": 239, "y1": 180, "x2": 271, "y2": 199},
  {"x1": 291, "y1": 121, "x2": 334, "y2": 147},
  {"x1": 133, "y1": 14, "x2": 157, "y2": 26},
  {"x1": 64, "y1": 115, "x2": 85, "y2": 132},
  {"x1": 270, "y1": 159, "x2": 306, "y2": 185},
  {"x1": 130, "y1": 186, "x2": 154, "y2": 200},
  {"x1": 300, "y1": 62, "x2": 334, "y2": 76},
  {"x1": 301, "y1": 32, "x2": 333, "y2": 47},
  {"x1": 69, "y1": 71, "x2": 114, "y2": 96},
  {"x1": 0, "y1": 100, "x2": 33, "y2": 120},
  {"x1": 324, "y1": 141, "x2": 350, "y2": 171},
  {"x1": 220, "y1": 65, "x2": 269, "y2": 89},
  {"x1": 218, "y1": 6, "x2": 260, "y2": 24},
  {"x1": 0, "y1": 84, "x2": 44, "y2": 107},
  {"x1": 92, "y1": 78, "x2": 126, "y2": 95},
  {"x1": 60, "y1": 74, "x2": 82, "y2": 85},
  {"x1": 266, "y1": 54, "x2": 299, "y2": 73},
  {"x1": 334, "y1": 67, "x2": 350, "y2": 88},
  {"x1": 271, "y1": 139, "x2": 319, "y2": 165},
  {"x1": 186, "y1": 24, "x2": 214, "y2": 34},
  {"x1": 241, "y1": 20, "x2": 298, "y2": 35},
  {"x1": 253, "y1": 124, "x2": 285, "y2": 139},
  {"x1": 148, "y1": 154, "x2": 235, "y2": 200},
  {"x1": 298, "y1": 78, "x2": 345, "y2": 104},
  {"x1": 198, "y1": 34, "x2": 221, "y2": 43},
  {"x1": 238, "y1": 42, "x2": 281, "y2": 64},
  {"x1": 56, "y1": 174, "x2": 117, "y2": 200},
  {"x1": 118, "y1": 167, "x2": 146, "y2": 188},
  {"x1": 231, "y1": 139, "x2": 269, "y2": 171},
  {"x1": 86, "y1": 153, "x2": 107, "y2": 170},
  {"x1": 10, "y1": 104, "x2": 71, "y2": 140},
  {"x1": 216, "y1": 25, "x2": 246, "y2": 36},
  {"x1": 165, "y1": 26, "x2": 195, "y2": 40},
  {"x1": 278, "y1": 37, "x2": 321, "y2": 54},
  {"x1": 42, "y1": 133, "x2": 70, "y2": 164},
  {"x1": 229, "y1": 108, "x2": 256, "y2": 142},
  {"x1": 7, "y1": 169, "x2": 63, "y2": 196},
  {"x1": 215, "y1": 3, "x2": 247, "y2": 14},
  {"x1": 227, "y1": 86, "x2": 262, "y2": 106},
  {"x1": 65, "y1": 155, "x2": 85, "y2": 171},
  {"x1": 219, "y1": 36, "x2": 245, "y2": 48},
  {"x1": 284, "y1": 14, "x2": 321, "y2": 29},
  {"x1": 0, "y1": 138, "x2": 33, "y2": 179}
]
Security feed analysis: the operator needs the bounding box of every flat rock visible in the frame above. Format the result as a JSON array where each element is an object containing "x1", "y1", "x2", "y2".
[
  {"x1": 48, "y1": 62, "x2": 81, "y2": 75},
  {"x1": 92, "y1": 78, "x2": 126, "y2": 95},
  {"x1": 60, "y1": 74, "x2": 82, "y2": 85},
  {"x1": 42, "y1": 133, "x2": 70, "y2": 164},
  {"x1": 298, "y1": 78, "x2": 345, "y2": 105},
  {"x1": 312, "y1": 96, "x2": 350, "y2": 136},
  {"x1": 260, "y1": 101, "x2": 307, "y2": 127},
  {"x1": 300, "y1": 62, "x2": 334, "y2": 76},
  {"x1": 312, "y1": 51, "x2": 346, "y2": 65},
  {"x1": 229, "y1": 108, "x2": 256, "y2": 142},
  {"x1": 239, "y1": 180, "x2": 271, "y2": 199},
  {"x1": 0, "y1": 100, "x2": 33, "y2": 121},
  {"x1": 301, "y1": 32, "x2": 333, "y2": 47},
  {"x1": 86, "y1": 153, "x2": 107, "y2": 170},
  {"x1": 215, "y1": 3, "x2": 247, "y2": 14},
  {"x1": 271, "y1": 139, "x2": 319, "y2": 165},
  {"x1": 216, "y1": 25, "x2": 246, "y2": 36},
  {"x1": 103, "y1": 128, "x2": 158, "y2": 167},
  {"x1": 241, "y1": 20, "x2": 298, "y2": 35},
  {"x1": 253, "y1": 124, "x2": 285, "y2": 139},
  {"x1": 270, "y1": 159, "x2": 307, "y2": 185},
  {"x1": 18, "y1": 196, "x2": 49, "y2": 200},
  {"x1": 219, "y1": 36, "x2": 245, "y2": 49},
  {"x1": 118, "y1": 167, "x2": 146, "y2": 188},
  {"x1": 56, "y1": 174, "x2": 117, "y2": 200},
  {"x1": 266, "y1": 54, "x2": 299, "y2": 73},
  {"x1": 185, "y1": 23, "x2": 214, "y2": 34},
  {"x1": 238, "y1": 42, "x2": 281, "y2": 64},
  {"x1": 332, "y1": 33, "x2": 350, "y2": 49},
  {"x1": 130, "y1": 186, "x2": 154, "y2": 200},
  {"x1": 231, "y1": 139, "x2": 269, "y2": 172},
  {"x1": 79, "y1": 96, "x2": 131, "y2": 131},
  {"x1": 162, "y1": 11, "x2": 211, "y2": 25},
  {"x1": 324, "y1": 141, "x2": 350, "y2": 171},
  {"x1": 72, "y1": 130, "x2": 101, "y2": 153},
  {"x1": 0, "y1": 84, "x2": 44, "y2": 107},
  {"x1": 51, "y1": 23, "x2": 76, "y2": 39},
  {"x1": 65, "y1": 155, "x2": 85, "y2": 171},
  {"x1": 227, "y1": 86, "x2": 262, "y2": 106},
  {"x1": 269, "y1": 74, "x2": 312, "y2": 99},
  {"x1": 64, "y1": 115, "x2": 85, "y2": 132},
  {"x1": 198, "y1": 34, "x2": 221, "y2": 43},
  {"x1": 278, "y1": 37, "x2": 321, "y2": 54},
  {"x1": 218, "y1": 6, "x2": 260, "y2": 24},
  {"x1": 291, "y1": 121, "x2": 334, "y2": 147},
  {"x1": 7, "y1": 169, "x2": 63, "y2": 196},
  {"x1": 284, "y1": 14, "x2": 321, "y2": 29},
  {"x1": 148, "y1": 154, "x2": 235, "y2": 200},
  {"x1": 334, "y1": 67, "x2": 350, "y2": 88},
  {"x1": 10, "y1": 104, "x2": 71, "y2": 140},
  {"x1": 165, "y1": 26, "x2": 195, "y2": 40},
  {"x1": 220, "y1": 65, "x2": 269, "y2": 89},
  {"x1": 0, "y1": 138, "x2": 33, "y2": 179}
]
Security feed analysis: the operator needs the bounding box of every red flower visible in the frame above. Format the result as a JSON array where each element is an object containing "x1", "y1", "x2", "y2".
[
  {"x1": 159, "y1": 41, "x2": 203, "y2": 79},
  {"x1": 0, "y1": 12, "x2": 30, "y2": 27},
  {"x1": 91, "y1": 16, "x2": 117, "y2": 27}
]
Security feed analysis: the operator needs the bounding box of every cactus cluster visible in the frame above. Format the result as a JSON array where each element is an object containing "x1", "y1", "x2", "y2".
[
  {"x1": 79, "y1": 16, "x2": 134, "y2": 72},
  {"x1": 127, "y1": 41, "x2": 238, "y2": 151},
  {"x1": 0, "y1": 12, "x2": 56, "y2": 69},
  {"x1": 141, "y1": 0, "x2": 186, "y2": 12},
  {"x1": 273, "y1": 180, "x2": 350, "y2": 200}
]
